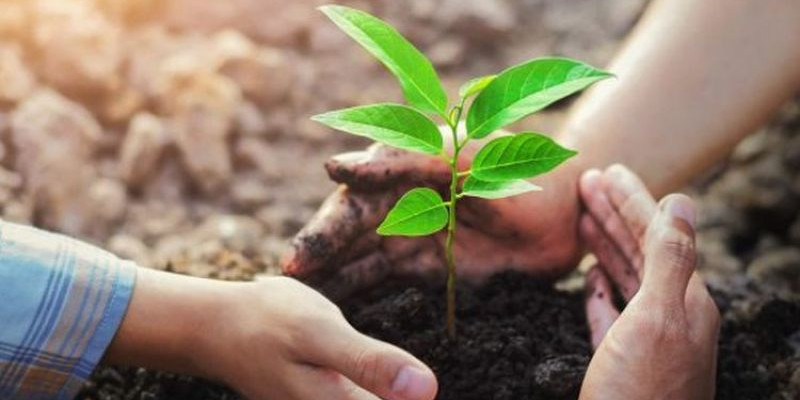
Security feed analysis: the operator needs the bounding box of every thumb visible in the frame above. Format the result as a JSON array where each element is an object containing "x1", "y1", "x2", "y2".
[
  {"x1": 639, "y1": 194, "x2": 697, "y2": 309},
  {"x1": 309, "y1": 322, "x2": 438, "y2": 400}
]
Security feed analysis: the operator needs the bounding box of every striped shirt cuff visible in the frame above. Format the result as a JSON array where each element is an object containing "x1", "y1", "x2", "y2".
[{"x1": 0, "y1": 220, "x2": 137, "y2": 399}]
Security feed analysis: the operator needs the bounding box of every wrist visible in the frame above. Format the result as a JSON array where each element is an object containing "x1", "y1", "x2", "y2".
[{"x1": 106, "y1": 267, "x2": 242, "y2": 383}]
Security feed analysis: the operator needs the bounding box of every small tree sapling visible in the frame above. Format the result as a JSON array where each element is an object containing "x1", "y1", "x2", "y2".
[{"x1": 312, "y1": 5, "x2": 612, "y2": 338}]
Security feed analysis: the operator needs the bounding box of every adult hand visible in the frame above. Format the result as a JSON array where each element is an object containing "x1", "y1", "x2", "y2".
[
  {"x1": 578, "y1": 165, "x2": 720, "y2": 399},
  {"x1": 282, "y1": 129, "x2": 583, "y2": 297}
]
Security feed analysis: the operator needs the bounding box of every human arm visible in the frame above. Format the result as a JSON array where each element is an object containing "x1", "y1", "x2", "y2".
[
  {"x1": 105, "y1": 269, "x2": 438, "y2": 400},
  {"x1": 561, "y1": 0, "x2": 800, "y2": 196},
  {"x1": 283, "y1": 0, "x2": 800, "y2": 289},
  {"x1": 0, "y1": 217, "x2": 436, "y2": 400},
  {"x1": 0, "y1": 220, "x2": 136, "y2": 399}
]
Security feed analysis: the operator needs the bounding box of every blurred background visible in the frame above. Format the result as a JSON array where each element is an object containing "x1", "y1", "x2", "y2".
[{"x1": 0, "y1": 0, "x2": 798, "y2": 397}]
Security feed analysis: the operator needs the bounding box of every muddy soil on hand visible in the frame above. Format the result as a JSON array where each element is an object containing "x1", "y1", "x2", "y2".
[{"x1": 0, "y1": 0, "x2": 795, "y2": 399}]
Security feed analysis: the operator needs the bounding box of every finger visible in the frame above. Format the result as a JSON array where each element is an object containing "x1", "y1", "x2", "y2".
[
  {"x1": 282, "y1": 187, "x2": 391, "y2": 277},
  {"x1": 602, "y1": 164, "x2": 658, "y2": 249},
  {"x1": 325, "y1": 144, "x2": 450, "y2": 192},
  {"x1": 392, "y1": 241, "x2": 447, "y2": 282},
  {"x1": 310, "y1": 252, "x2": 391, "y2": 301},
  {"x1": 290, "y1": 366, "x2": 381, "y2": 400},
  {"x1": 579, "y1": 169, "x2": 642, "y2": 270},
  {"x1": 639, "y1": 194, "x2": 697, "y2": 309},
  {"x1": 579, "y1": 214, "x2": 639, "y2": 300},
  {"x1": 684, "y1": 273, "x2": 721, "y2": 340},
  {"x1": 585, "y1": 265, "x2": 621, "y2": 350},
  {"x1": 308, "y1": 323, "x2": 438, "y2": 400}
]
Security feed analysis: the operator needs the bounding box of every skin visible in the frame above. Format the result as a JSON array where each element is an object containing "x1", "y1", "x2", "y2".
[
  {"x1": 283, "y1": 0, "x2": 800, "y2": 291},
  {"x1": 106, "y1": 271, "x2": 438, "y2": 400},
  {"x1": 578, "y1": 165, "x2": 719, "y2": 399},
  {"x1": 101, "y1": 0, "x2": 800, "y2": 397},
  {"x1": 280, "y1": 0, "x2": 799, "y2": 396}
]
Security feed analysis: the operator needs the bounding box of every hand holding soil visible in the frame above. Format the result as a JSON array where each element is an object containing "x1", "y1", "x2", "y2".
[
  {"x1": 282, "y1": 138, "x2": 583, "y2": 297},
  {"x1": 579, "y1": 165, "x2": 720, "y2": 399}
]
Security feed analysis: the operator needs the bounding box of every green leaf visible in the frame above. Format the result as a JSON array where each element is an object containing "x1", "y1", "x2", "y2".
[
  {"x1": 458, "y1": 75, "x2": 496, "y2": 99},
  {"x1": 377, "y1": 188, "x2": 448, "y2": 236},
  {"x1": 471, "y1": 133, "x2": 577, "y2": 181},
  {"x1": 466, "y1": 57, "x2": 612, "y2": 139},
  {"x1": 320, "y1": 5, "x2": 448, "y2": 115},
  {"x1": 461, "y1": 176, "x2": 542, "y2": 199},
  {"x1": 312, "y1": 103, "x2": 443, "y2": 155}
]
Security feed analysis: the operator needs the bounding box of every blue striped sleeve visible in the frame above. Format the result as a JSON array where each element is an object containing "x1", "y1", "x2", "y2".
[{"x1": 0, "y1": 220, "x2": 137, "y2": 399}]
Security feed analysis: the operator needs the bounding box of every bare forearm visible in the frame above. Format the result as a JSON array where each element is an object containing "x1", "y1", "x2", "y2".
[
  {"x1": 559, "y1": 0, "x2": 800, "y2": 196},
  {"x1": 104, "y1": 267, "x2": 236, "y2": 380}
]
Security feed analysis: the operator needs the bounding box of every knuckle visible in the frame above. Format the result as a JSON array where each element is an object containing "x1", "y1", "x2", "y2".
[
  {"x1": 349, "y1": 348, "x2": 383, "y2": 389},
  {"x1": 652, "y1": 227, "x2": 696, "y2": 270}
]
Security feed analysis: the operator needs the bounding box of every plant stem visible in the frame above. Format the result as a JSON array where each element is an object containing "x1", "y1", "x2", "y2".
[{"x1": 444, "y1": 103, "x2": 464, "y2": 339}]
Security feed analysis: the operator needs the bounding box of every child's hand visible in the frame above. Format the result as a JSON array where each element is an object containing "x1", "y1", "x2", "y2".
[{"x1": 207, "y1": 277, "x2": 438, "y2": 400}]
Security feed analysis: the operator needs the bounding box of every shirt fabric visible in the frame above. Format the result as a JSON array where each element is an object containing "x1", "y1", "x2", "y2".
[{"x1": 0, "y1": 220, "x2": 137, "y2": 399}]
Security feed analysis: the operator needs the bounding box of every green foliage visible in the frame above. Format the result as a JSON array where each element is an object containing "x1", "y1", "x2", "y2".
[
  {"x1": 319, "y1": 5, "x2": 448, "y2": 115},
  {"x1": 462, "y1": 176, "x2": 541, "y2": 200},
  {"x1": 312, "y1": 104, "x2": 443, "y2": 155},
  {"x1": 466, "y1": 58, "x2": 613, "y2": 139},
  {"x1": 377, "y1": 188, "x2": 448, "y2": 236},
  {"x1": 314, "y1": 4, "x2": 610, "y2": 337},
  {"x1": 458, "y1": 75, "x2": 496, "y2": 99},
  {"x1": 471, "y1": 133, "x2": 578, "y2": 182}
]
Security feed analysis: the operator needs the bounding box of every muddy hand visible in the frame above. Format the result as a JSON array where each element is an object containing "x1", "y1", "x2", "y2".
[
  {"x1": 283, "y1": 134, "x2": 584, "y2": 297},
  {"x1": 578, "y1": 168, "x2": 720, "y2": 399}
]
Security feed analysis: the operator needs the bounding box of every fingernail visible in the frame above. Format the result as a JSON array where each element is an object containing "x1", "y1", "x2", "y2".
[
  {"x1": 580, "y1": 169, "x2": 602, "y2": 191},
  {"x1": 666, "y1": 196, "x2": 695, "y2": 228},
  {"x1": 392, "y1": 366, "x2": 435, "y2": 399}
]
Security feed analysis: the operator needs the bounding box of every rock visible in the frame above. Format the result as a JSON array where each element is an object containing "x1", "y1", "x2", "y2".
[
  {"x1": 108, "y1": 233, "x2": 152, "y2": 267},
  {"x1": 155, "y1": 66, "x2": 241, "y2": 192},
  {"x1": 127, "y1": 200, "x2": 188, "y2": 238},
  {"x1": 119, "y1": 112, "x2": 169, "y2": 188},
  {"x1": 31, "y1": 0, "x2": 122, "y2": 95},
  {"x1": 160, "y1": 0, "x2": 314, "y2": 46},
  {"x1": 10, "y1": 89, "x2": 101, "y2": 234},
  {"x1": 195, "y1": 214, "x2": 265, "y2": 253},
  {"x1": 211, "y1": 31, "x2": 293, "y2": 106},
  {"x1": 95, "y1": 0, "x2": 163, "y2": 24},
  {"x1": 0, "y1": 46, "x2": 37, "y2": 104},
  {"x1": 231, "y1": 177, "x2": 271, "y2": 209},
  {"x1": 235, "y1": 101, "x2": 268, "y2": 137},
  {"x1": 747, "y1": 247, "x2": 800, "y2": 294},
  {"x1": 88, "y1": 178, "x2": 128, "y2": 224},
  {"x1": 102, "y1": 85, "x2": 145, "y2": 124}
]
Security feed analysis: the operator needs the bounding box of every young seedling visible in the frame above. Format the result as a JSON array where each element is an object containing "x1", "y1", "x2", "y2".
[{"x1": 312, "y1": 5, "x2": 612, "y2": 338}]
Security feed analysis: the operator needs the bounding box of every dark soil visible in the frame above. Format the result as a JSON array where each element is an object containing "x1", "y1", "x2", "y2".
[
  {"x1": 340, "y1": 273, "x2": 591, "y2": 400},
  {"x1": 79, "y1": 274, "x2": 800, "y2": 400}
]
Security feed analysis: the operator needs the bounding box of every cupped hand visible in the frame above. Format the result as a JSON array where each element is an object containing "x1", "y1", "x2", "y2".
[
  {"x1": 578, "y1": 165, "x2": 720, "y2": 400},
  {"x1": 204, "y1": 276, "x2": 438, "y2": 400},
  {"x1": 282, "y1": 129, "x2": 583, "y2": 297}
]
